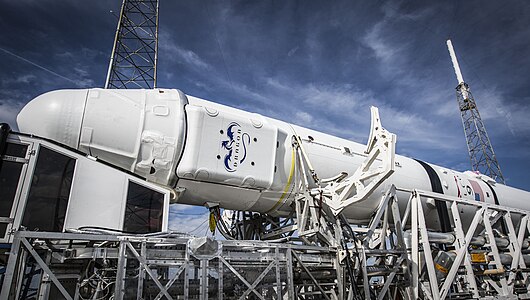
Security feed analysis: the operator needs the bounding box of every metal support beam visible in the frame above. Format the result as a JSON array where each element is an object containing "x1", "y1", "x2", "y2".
[
  {"x1": 219, "y1": 256, "x2": 266, "y2": 300},
  {"x1": 439, "y1": 207, "x2": 484, "y2": 299},
  {"x1": 415, "y1": 193, "x2": 440, "y2": 300},
  {"x1": 239, "y1": 261, "x2": 275, "y2": 299},
  {"x1": 286, "y1": 248, "x2": 295, "y2": 299},
  {"x1": 20, "y1": 238, "x2": 73, "y2": 300},
  {"x1": 483, "y1": 209, "x2": 510, "y2": 295},
  {"x1": 3, "y1": 187, "x2": 530, "y2": 299},
  {"x1": 291, "y1": 250, "x2": 332, "y2": 300},
  {"x1": 0, "y1": 232, "x2": 22, "y2": 299},
  {"x1": 125, "y1": 240, "x2": 174, "y2": 300}
]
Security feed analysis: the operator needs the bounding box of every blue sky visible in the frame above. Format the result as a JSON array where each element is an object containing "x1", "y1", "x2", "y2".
[{"x1": 1, "y1": 1, "x2": 529, "y2": 233}]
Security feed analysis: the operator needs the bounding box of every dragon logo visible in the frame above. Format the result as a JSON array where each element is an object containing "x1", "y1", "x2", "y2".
[{"x1": 221, "y1": 122, "x2": 251, "y2": 172}]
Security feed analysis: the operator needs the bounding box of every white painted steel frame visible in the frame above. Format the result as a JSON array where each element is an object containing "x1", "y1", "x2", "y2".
[
  {"x1": 1, "y1": 231, "x2": 341, "y2": 300},
  {"x1": 407, "y1": 187, "x2": 530, "y2": 299}
]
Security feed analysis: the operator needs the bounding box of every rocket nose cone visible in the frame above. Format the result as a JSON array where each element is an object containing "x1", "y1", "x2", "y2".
[{"x1": 17, "y1": 89, "x2": 88, "y2": 149}]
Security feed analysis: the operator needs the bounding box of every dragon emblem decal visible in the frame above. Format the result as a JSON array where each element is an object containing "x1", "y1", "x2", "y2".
[{"x1": 221, "y1": 122, "x2": 251, "y2": 172}]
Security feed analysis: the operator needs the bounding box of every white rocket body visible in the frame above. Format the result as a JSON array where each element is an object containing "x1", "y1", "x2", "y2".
[{"x1": 16, "y1": 89, "x2": 530, "y2": 230}]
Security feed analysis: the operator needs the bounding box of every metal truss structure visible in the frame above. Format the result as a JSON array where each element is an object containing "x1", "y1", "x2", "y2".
[
  {"x1": 447, "y1": 39, "x2": 505, "y2": 184},
  {"x1": 1, "y1": 231, "x2": 343, "y2": 300},
  {"x1": 455, "y1": 84, "x2": 505, "y2": 183},
  {"x1": 4, "y1": 185, "x2": 530, "y2": 299},
  {"x1": 407, "y1": 187, "x2": 530, "y2": 299},
  {"x1": 105, "y1": 0, "x2": 159, "y2": 89}
]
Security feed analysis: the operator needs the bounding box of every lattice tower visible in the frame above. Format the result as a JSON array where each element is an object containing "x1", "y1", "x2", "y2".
[
  {"x1": 105, "y1": 0, "x2": 159, "y2": 89},
  {"x1": 447, "y1": 40, "x2": 505, "y2": 183}
]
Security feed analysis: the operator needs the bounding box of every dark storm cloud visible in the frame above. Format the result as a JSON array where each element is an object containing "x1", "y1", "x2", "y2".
[{"x1": 0, "y1": 0, "x2": 529, "y2": 190}]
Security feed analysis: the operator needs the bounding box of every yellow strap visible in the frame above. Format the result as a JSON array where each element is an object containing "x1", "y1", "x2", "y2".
[
  {"x1": 209, "y1": 211, "x2": 216, "y2": 233},
  {"x1": 266, "y1": 147, "x2": 296, "y2": 213},
  {"x1": 435, "y1": 263, "x2": 448, "y2": 274}
]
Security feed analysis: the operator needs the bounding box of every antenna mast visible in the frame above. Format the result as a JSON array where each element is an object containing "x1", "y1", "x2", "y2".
[
  {"x1": 446, "y1": 39, "x2": 505, "y2": 183},
  {"x1": 105, "y1": 0, "x2": 159, "y2": 89}
]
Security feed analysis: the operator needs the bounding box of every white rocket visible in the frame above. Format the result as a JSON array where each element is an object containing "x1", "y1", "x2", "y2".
[{"x1": 16, "y1": 88, "x2": 530, "y2": 230}]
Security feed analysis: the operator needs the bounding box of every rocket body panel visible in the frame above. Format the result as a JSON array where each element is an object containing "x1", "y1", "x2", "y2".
[
  {"x1": 176, "y1": 103, "x2": 279, "y2": 189},
  {"x1": 493, "y1": 183, "x2": 530, "y2": 208},
  {"x1": 16, "y1": 88, "x2": 530, "y2": 230}
]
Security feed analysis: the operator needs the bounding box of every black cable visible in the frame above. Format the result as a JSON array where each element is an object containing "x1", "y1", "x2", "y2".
[
  {"x1": 215, "y1": 208, "x2": 233, "y2": 238},
  {"x1": 340, "y1": 238, "x2": 362, "y2": 300},
  {"x1": 338, "y1": 214, "x2": 363, "y2": 299},
  {"x1": 77, "y1": 226, "x2": 133, "y2": 233}
]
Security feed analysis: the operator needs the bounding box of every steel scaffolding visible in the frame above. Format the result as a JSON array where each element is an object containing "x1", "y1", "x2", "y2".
[
  {"x1": 105, "y1": 0, "x2": 159, "y2": 89},
  {"x1": 1, "y1": 231, "x2": 342, "y2": 300},
  {"x1": 3, "y1": 185, "x2": 530, "y2": 299}
]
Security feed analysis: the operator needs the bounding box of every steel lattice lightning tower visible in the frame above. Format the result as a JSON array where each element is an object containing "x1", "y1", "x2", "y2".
[
  {"x1": 446, "y1": 40, "x2": 505, "y2": 183},
  {"x1": 105, "y1": 0, "x2": 159, "y2": 89}
]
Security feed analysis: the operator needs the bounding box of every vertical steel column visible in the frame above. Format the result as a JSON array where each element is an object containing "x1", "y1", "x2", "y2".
[
  {"x1": 183, "y1": 252, "x2": 190, "y2": 299},
  {"x1": 334, "y1": 251, "x2": 344, "y2": 300},
  {"x1": 410, "y1": 192, "x2": 419, "y2": 299},
  {"x1": 37, "y1": 252, "x2": 53, "y2": 299},
  {"x1": 286, "y1": 248, "x2": 295, "y2": 299},
  {"x1": 275, "y1": 247, "x2": 281, "y2": 299},
  {"x1": 439, "y1": 206, "x2": 484, "y2": 299},
  {"x1": 0, "y1": 233, "x2": 22, "y2": 299},
  {"x1": 483, "y1": 209, "x2": 509, "y2": 295},
  {"x1": 136, "y1": 241, "x2": 146, "y2": 300},
  {"x1": 217, "y1": 265, "x2": 223, "y2": 300},
  {"x1": 416, "y1": 193, "x2": 440, "y2": 299},
  {"x1": 448, "y1": 201, "x2": 479, "y2": 298},
  {"x1": 13, "y1": 243, "x2": 28, "y2": 300},
  {"x1": 114, "y1": 241, "x2": 127, "y2": 300},
  {"x1": 218, "y1": 245, "x2": 224, "y2": 300},
  {"x1": 515, "y1": 215, "x2": 530, "y2": 284},
  {"x1": 504, "y1": 212, "x2": 524, "y2": 293},
  {"x1": 199, "y1": 260, "x2": 208, "y2": 300}
]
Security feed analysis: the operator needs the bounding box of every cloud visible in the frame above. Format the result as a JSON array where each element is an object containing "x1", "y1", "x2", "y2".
[
  {"x1": 261, "y1": 77, "x2": 462, "y2": 151},
  {"x1": 358, "y1": 1, "x2": 528, "y2": 147},
  {"x1": 380, "y1": 2, "x2": 434, "y2": 21},
  {"x1": 287, "y1": 46, "x2": 299, "y2": 57},
  {"x1": 473, "y1": 87, "x2": 530, "y2": 136},
  {"x1": 300, "y1": 84, "x2": 371, "y2": 113},
  {"x1": 0, "y1": 100, "x2": 23, "y2": 130},
  {"x1": 14, "y1": 74, "x2": 36, "y2": 84},
  {"x1": 361, "y1": 11, "x2": 419, "y2": 88},
  {"x1": 168, "y1": 204, "x2": 210, "y2": 235},
  {"x1": 71, "y1": 66, "x2": 95, "y2": 87},
  {"x1": 363, "y1": 22, "x2": 399, "y2": 64},
  {"x1": 159, "y1": 35, "x2": 210, "y2": 70},
  {"x1": 0, "y1": 74, "x2": 36, "y2": 85},
  {"x1": 294, "y1": 111, "x2": 313, "y2": 125}
]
